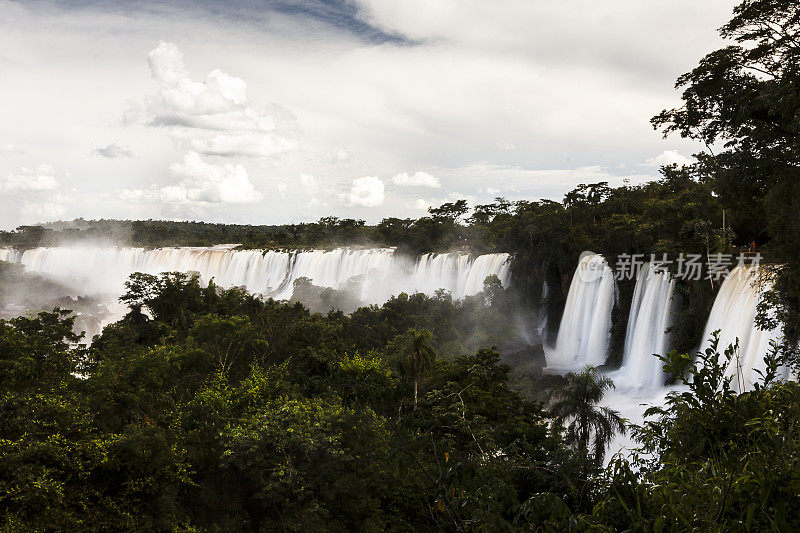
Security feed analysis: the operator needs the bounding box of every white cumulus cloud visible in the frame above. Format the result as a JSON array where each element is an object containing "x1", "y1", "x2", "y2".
[
  {"x1": 147, "y1": 41, "x2": 188, "y2": 85},
  {"x1": 131, "y1": 41, "x2": 296, "y2": 159},
  {"x1": 119, "y1": 151, "x2": 262, "y2": 205},
  {"x1": 300, "y1": 174, "x2": 319, "y2": 195},
  {"x1": 328, "y1": 150, "x2": 350, "y2": 163},
  {"x1": 497, "y1": 141, "x2": 515, "y2": 151},
  {"x1": 448, "y1": 191, "x2": 477, "y2": 205},
  {"x1": 643, "y1": 150, "x2": 694, "y2": 167},
  {"x1": 392, "y1": 171, "x2": 441, "y2": 188},
  {"x1": 299, "y1": 174, "x2": 322, "y2": 206},
  {"x1": 1, "y1": 164, "x2": 63, "y2": 192},
  {"x1": 344, "y1": 176, "x2": 385, "y2": 207},
  {"x1": 22, "y1": 201, "x2": 67, "y2": 220}
]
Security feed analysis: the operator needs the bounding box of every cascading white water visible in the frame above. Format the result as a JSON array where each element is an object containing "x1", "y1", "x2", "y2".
[
  {"x1": 603, "y1": 264, "x2": 787, "y2": 463},
  {"x1": 409, "y1": 253, "x2": 470, "y2": 297},
  {"x1": 0, "y1": 248, "x2": 20, "y2": 263},
  {"x1": 545, "y1": 254, "x2": 617, "y2": 370},
  {"x1": 14, "y1": 246, "x2": 511, "y2": 304},
  {"x1": 700, "y1": 264, "x2": 786, "y2": 392},
  {"x1": 405, "y1": 252, "x2": 511, "y2": 299},
  {"x1": 266, "y1": 248, "x2": 398, "y2": 301},
  {"x1": 460, "y1": 253, "x2": 512, "y2": 296},
  {"x1": 6, "y1": 246, "x2": 510, "y2": 340},
  {"x1": 612, "y1": 263, "x2": 676, "y2": 392}
]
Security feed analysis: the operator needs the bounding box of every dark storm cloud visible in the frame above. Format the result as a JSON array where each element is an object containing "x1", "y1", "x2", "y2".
[{"x1": 21, "y1": 0, "x2": 409, "y2": 44}]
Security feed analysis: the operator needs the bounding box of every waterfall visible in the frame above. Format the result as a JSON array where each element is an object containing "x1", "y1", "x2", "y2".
[
  {"x1": 15, "y1": 246, "x2": 510, "y2": 304},
  {"x1": 410, "y1": 253, "x2": 469, "y2": 297},
  {"x1": 269, "y1": 248, "x2": 398, "y2": 301},
  {"x1": 537, "y1": 281, "x2": 549, "y2": 339},
  {"x1": 404, "y1": 252, "x2": 511, "y2": 299},
  {"x1": 613, "y1": 263, "x2": 676, "y2": 392},
  {"x1": 7, "y1": 246, "x2": 510, "y2": 340},
  {"x1": 545, "y1": 254, "x2": 616, "y2": 370},
  {"x1": 700, "y1": 265, "x2": 786, "y2": 392},
  {"x1": 0, "y1": 248, "x2": 20, "y2": 263},
  {"x1": 461, "y1": 253, "x2": 512, "y2": 296}
]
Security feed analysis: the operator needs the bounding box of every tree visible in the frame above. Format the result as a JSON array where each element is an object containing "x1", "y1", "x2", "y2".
[
  {"x1": 481, "y1": 274, "x2": 505, "y2": 307},
  {"x1": 584, "y1": 336, "x2": 800, "y2": 531},
  {"x1": 188, "y1": 314, "x2": 268, "y2": 381},
  {"x1": 119, "y1": 271, "x2": 215, "y2": 333},
  {"x1": 549, "y1": 366, "x2": 626, "y2": 462},
  {"x1": 0, "y1": 309, "x2": 83, "y2": 392},
  {"x1": 652, "y1": 0, "x2": 800, "y2": 347},
  {"x1": 428, "y1": 199, "x2": 469, "y2": 222},
  {"x1": 394, "y1": 328, "x2": 437, "y2": 409}
]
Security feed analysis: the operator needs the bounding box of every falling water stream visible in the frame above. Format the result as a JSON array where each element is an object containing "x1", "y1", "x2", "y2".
[
  {"x1": 547, "y1": 256, "x2": 788, "y2": 462},
  {"x1": 610, "y1": 263, "x2": 676, "y2": 393},
  {"x1": 545, "y1": 254, "x2": 617, "y2": 370},
  {"x1": 699, "y1": 264, "x2": 786, "y2": 392}
]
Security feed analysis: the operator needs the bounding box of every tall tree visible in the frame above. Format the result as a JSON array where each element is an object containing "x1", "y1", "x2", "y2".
[
  {"x1": 652, "y1": 0, "x2": 800, "y2": 346},
  {"x1": 549, "y1": 366, "x2": 626, "y2": 461},
  {"x1": 395, "y1": 328, "x2": 436, "y2": 409}
]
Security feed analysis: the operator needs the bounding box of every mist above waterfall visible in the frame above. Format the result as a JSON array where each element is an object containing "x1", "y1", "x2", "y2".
[{"x1": 0, "y1": 258, "x2": 112, "y2": 340}]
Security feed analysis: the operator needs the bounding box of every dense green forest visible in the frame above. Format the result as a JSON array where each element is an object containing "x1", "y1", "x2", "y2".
[
  {"x1": 2, "y1": 0, "x2": 800, "y2": 530},
  {"x1": 2, "y1": 272, "x2": 798, "y2": 531}
]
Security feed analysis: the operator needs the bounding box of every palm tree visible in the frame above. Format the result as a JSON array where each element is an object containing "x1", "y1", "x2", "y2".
[
  {"x1": 396, "y1": 328, "x2": 436, "y2": 409},
  {"x1": 549, "y1": 366, "x2": 626, "y2": 462}
]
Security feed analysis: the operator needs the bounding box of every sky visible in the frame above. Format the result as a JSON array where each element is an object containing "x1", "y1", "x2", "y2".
[{"x1": 0, "y1": 0, "x2": 737, "y2": 229}]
